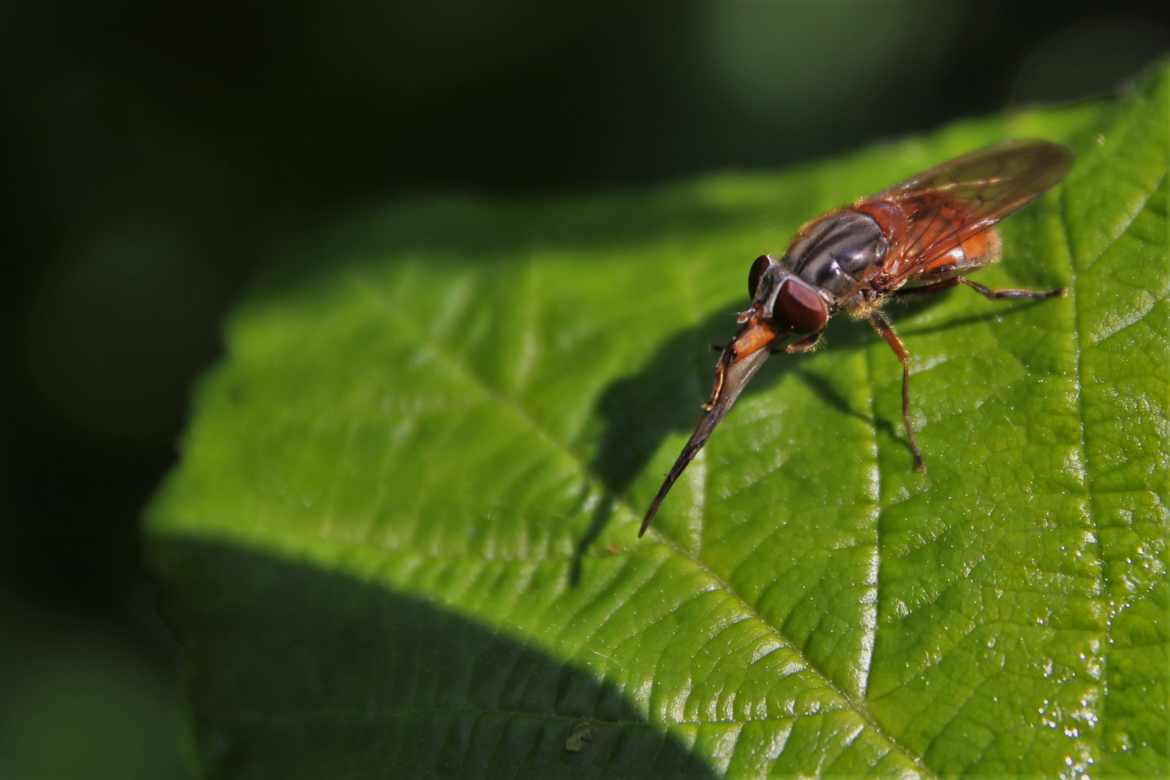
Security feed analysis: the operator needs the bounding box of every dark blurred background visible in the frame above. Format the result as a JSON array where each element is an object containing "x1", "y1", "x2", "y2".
[{"x1": 2, "y1": 2, "x2": 1167, "y2": 776}]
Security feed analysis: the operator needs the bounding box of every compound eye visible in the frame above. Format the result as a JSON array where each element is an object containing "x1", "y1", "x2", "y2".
[
  {"x1": 748, "y1": 254, "x2": 774, "y2": 298},
  {"x1": 775, "y1": 279, "x2": 829, "y2": 334}
]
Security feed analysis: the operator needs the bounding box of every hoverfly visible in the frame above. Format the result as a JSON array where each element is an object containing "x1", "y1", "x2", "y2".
[{"x1": 639, "y1": 140, "x2": 1073, "y2": 537}]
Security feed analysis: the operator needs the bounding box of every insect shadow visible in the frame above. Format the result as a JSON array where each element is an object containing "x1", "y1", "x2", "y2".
[{"x1": 569, "y1": 288, "x2": 1051, "y2": 584}]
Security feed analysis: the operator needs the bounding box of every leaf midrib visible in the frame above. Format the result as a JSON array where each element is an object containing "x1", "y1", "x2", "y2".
[{"x1": 1061, "y1": 173, "x2": 1110, "y2": 774}]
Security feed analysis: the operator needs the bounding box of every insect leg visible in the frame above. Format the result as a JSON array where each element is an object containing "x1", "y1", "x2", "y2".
[
  {"x1": 782, "y1": 332, "x2": 823, "y2": 354},
  {"x1": 868, "y1": 311, "x2": 925, "y2": 472},
  {"x1": 893, "y1": 278, "x2": 960, "y2": 297},
  {"x1": 958, "y1": 277, "x2": 1065, "y2": 300}
]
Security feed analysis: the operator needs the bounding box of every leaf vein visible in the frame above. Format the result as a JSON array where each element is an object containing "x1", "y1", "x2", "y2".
[{"x1": 351, "y1": 271, "x2": 937, "y2": 776}]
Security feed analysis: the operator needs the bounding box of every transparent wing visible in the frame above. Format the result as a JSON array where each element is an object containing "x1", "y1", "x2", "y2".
[{"x1": 874, "y1": 140, "x2": 1072, "y2": 280}]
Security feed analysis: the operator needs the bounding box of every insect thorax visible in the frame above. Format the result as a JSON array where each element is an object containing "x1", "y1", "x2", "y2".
[{"x1": 783, "y1": 211, "x2": 889, "y2": 300}]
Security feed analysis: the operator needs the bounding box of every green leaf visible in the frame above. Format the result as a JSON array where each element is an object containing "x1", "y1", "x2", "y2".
[{"x1": 147, "y1": 63, "x2": 1169, "y2": 777}]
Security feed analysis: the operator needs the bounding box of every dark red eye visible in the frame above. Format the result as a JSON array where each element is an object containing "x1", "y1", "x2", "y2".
[
  {"x1": 748, "y1": 254, "x2": 773, "y2": 298},
  {"x1": 775, "y1": 279, "x2": 829, "y2": 334}
]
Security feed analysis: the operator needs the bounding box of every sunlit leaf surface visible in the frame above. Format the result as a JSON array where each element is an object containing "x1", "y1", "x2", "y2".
[{"x1": 148, "y1": 64, "x2": 1168, "y2": 777}]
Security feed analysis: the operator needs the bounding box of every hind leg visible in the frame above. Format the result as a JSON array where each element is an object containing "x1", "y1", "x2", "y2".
[
  {"x1": 894, "y1": 276, "x2": 1064, "y2": 301},
  {"x1": 957, "y1": 277, "x2": 1065, "y2": 300}
]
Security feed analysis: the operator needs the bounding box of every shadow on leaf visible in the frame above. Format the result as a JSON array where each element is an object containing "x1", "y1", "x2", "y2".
[
  {"x1": 571, "y1": 287, "x2": 1050, "y2": 581},
  {"x1": 151, "y1": 538, "x2": 717, "y2": 779}
]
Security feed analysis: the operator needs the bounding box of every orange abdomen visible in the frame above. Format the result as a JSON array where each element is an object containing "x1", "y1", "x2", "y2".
[{"x1": 927, "y1": 227, "x2": 1003, "y2": 274}]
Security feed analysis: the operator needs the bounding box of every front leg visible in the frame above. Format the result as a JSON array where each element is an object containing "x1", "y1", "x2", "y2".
[
  {"x1": 868, "y1": 311, "x2": 925, "y2": 472},
  {"x1": 781, "y1": 331, "x2": 823, "y2": 354}
]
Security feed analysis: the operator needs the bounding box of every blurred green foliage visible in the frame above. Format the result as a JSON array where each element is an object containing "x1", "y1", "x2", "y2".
[{"x1": 0, "y1": 598, "x2": 191, "y2": 779}]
